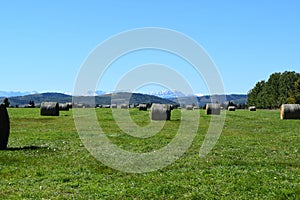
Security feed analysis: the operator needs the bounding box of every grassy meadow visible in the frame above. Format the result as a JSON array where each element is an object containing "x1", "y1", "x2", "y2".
[{"x1": 0, "y1": 108, "x2": 299, "y2": 199}]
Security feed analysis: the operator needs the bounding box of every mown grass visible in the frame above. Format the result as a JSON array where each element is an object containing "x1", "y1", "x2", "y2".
[{"x1": 0, "y1": 108, "x2": 299, "y2": 199}]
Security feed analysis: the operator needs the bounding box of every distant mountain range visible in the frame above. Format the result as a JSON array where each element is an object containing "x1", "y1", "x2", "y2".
[
  {"x1": 0, "y1": 91, "x2": 39, "y2": 97},
  {"x1": 2, "y1": 93, "x2": 72, "y2": 107},
  {"x1": 0, "y1": 91, "x2": 247, "y2": 107},
  {"x1": 145, "y1": 90, "x2": 187, "y2": 99},
  {"x1": 170, "y1": 94, "x2": 248, "y2": 107},
  {"x1": 0, "y1": 90, "x2": 106, "y2": 98},
  {"x1": 73, "y1": 92, "x2": 176, "y2": 107},
  {"x1": 0, "y1": 92, "x2": 176, "y2": 107}
]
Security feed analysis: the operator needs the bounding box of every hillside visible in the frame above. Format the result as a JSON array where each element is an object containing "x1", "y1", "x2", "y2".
[
  {"x1": 2, "y1": 93, "x2": 71, "y2": 107},
  {"x1": 0, "y1": 92, "x2": 247, "y2": 108},
  {"x1": 1, "y1": 92, "x2": 176, "y2": 107},
  {"x1": 73, "y1": 92, "x2": 177, "y2": 107}
]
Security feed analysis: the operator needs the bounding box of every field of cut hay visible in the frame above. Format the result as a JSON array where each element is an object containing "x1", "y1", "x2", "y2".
[{"x1": 0, "y1": 108, "x2": 299, "y2": 199}]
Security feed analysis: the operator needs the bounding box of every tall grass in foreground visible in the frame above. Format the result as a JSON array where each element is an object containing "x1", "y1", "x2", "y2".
[{"x1": 0, "y1": 108, "x2": 299, "y2": 199}]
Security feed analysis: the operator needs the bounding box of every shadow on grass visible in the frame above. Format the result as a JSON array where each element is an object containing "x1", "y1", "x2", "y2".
[{"x1": 3, "y1": 146, "x2": 49, "y2": 151}]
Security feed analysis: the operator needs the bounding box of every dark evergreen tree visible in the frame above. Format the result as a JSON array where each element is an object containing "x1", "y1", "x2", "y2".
[
  {"x1": 264, "y1": 72, "x2": 281, "y2": 108},
  {"x1": 28, "y1": 100, "x2": 35, "y2": 108},
  {"x1": 279, "y1": 71, "x2": 300, "y2": 104},
  {"x1": 2, "y1": 98, "x2": 10, "y2": 107},
  {"x1": 247, "y1": 80, "x2": 265, "y2": 108},
  {"x1": 294, "y1": 78, "x2": 300, "y2": 104},
  {"x1": 228, "y1": 101, "x2": 235, "y2": 107}
]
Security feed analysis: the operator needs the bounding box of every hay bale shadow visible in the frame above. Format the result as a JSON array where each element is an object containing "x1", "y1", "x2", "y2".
[{"x1": 4, "y1": 146, "x2": 49, "y2": 151}]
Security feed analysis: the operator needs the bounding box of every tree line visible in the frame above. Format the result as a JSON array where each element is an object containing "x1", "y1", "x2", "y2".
[{"x1": 247, "y1": 71, "x2": 300, "y2": 109}]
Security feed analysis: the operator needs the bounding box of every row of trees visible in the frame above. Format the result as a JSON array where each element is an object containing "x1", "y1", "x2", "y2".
[
  {"x1": 1, "y1": 99, "x2": 35, "y2": 108},
  {"x1": 247, "y1": 71, "x2": 300, "y2": 109}
]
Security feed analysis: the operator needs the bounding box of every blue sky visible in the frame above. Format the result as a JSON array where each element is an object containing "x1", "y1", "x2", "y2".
[{"x1": 0, "y1": 1, "x2": 299, "y2": 95}]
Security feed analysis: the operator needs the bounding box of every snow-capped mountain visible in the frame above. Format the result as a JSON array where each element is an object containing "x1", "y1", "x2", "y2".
[
  {"x1": 145, "y1": 90, "x2": 187, "y2": 99},
  {"x1": 0, "y1": 91, "x2": 38, "y2": 97}
]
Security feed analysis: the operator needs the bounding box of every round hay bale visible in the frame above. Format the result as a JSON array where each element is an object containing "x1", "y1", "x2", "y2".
[
  {"x1": 186, "y1": 105, "x2": 193, "y2": 110},
  {"x1": 228, "y1": 106, "x2": 236, "y2": 111},
  {"x1": 0, "y1": 104, "x2": 10, "y2": 150},
  {"x1": 206, "y1": 103, "x2": 221, "y2": 115},
  {"x1": 138, "y1": 104, "x2": 147, "y2": 111},
  {"x1": 120, "y1": 104, "x2": 128, "y2": 109},
  {"x1": 74, "y1": 103, "x2": 84, "y2": 108},
  {"x1": 151, "y1": 103, "x2": 171, "y2": 121},
  {"x1": 40, "y1": 102, "x2": 59, "y2": 116},
  {"x1": 248, "y1": 106, "x2": 256, "y2": 111},
  {"x1": 59, "y1": 103, "x2": 69, "y2": 111},
  {"x1": 280, "y1": 104, "x2": 300, "y2": 120}
]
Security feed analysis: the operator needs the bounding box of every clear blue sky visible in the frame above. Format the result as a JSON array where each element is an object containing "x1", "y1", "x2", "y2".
[{"x1": 0, "y1": 1, "x2": 299, "y2": 95}]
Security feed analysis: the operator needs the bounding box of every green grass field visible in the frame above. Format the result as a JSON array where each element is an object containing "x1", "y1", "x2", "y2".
[{"x1": 0, "y1": 108, "x2": 299, "y2": 199}]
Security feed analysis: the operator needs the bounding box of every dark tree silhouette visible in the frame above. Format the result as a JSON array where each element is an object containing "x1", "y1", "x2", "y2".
[
  {"x1": 28, "y1": 100, "x2": 35, "y2": 108},
  {"x1": 2, "y1": 98, "x2": 10, "y2": 107}
]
